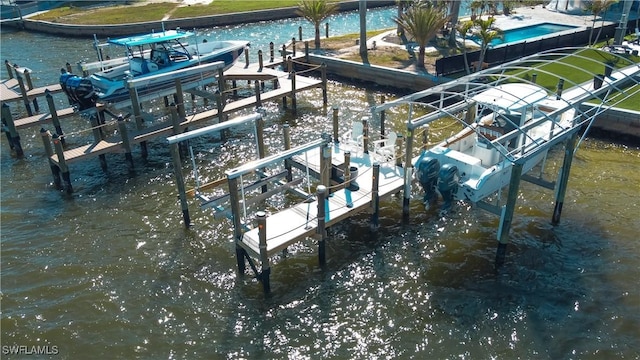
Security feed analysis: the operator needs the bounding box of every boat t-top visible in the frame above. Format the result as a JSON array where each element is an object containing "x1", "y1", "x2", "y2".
[{"x1": 60, "y1": 29, "x2": 248, "y2": 109}]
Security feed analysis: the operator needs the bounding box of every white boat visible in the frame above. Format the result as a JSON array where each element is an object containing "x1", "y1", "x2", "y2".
[
  {"x1": 414, "y1": 82, "x2": 576, "y2": 208},
  {"x1": 60, "y1": 29, "x2": 248, "y2": 109},
  {"x1": 368, "y1": 48, "x2": 640, "y2": 212}
]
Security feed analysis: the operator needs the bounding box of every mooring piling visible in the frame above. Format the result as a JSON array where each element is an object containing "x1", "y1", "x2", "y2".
[
  {"x1": 552, "y1": 131, "x2": 579, "y2": 225},
  {"x1": 40, "y1": 128, "x2": 62, "y2": 190},
  {"x1": 117, "y1": 115, "x2": 134, "y2": 171},
  {"x1": 370, "y1": 163, "x2": 381, "y2": 231},
  {"x1": 45, "y1": 90, "x2": 65, "y2": 145},
  {"x1": 495, "y1": 162, "x2": 524, "y2": 267},
  {"x1": 1, "y1": 103, "x2": 23, "y2": 157},
  {"x1": 52, "y1": 133, "x2": 72, "y2": 194}
]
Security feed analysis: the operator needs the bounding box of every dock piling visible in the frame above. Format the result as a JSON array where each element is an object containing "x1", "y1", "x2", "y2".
[
  {"x1": 495, "y1": 162, "x2": 524, "y2": 268},
  {"x1": 256, "y1": 211, "x2": 271, "y2": 293},
  {"x1": 1, "y1": 103, "x2": 23, "y2": 157},
  {"x1": 45, "y1": 90, "x2": 65, "y2": 145},
  {"x1": 552, "y1": 132, "x2": 578, "y2": 225},
  {"x1": 89, "y1": 113, "x2": 108, "y2": 171},
  {"x1": 40, "y1": 128, "x2": 62, "y2": 189},
  {"x1": 15, "y1": 73, "x2": 33, "y2": 116},
  {"x1": 380, "y1": 95, "x2": 386, "y2": 136},
  {"x1": 332, "y1": 105, "x2": 339, "y2": 143},
  {"x1": 371, "y1": 163, "x2": 380, "y2": 231},
  {"x1": 283, "y1": 124, "x2": 293, "y2": 182},
  {"x1": 52, "y1": 134, "x2": 72, "y2": 194},
  {"x1": 170, "y1": 140, "x2": 191, "y2": 227},
  {"x1": 317, "y1": 185, "x2": 327, "y2": 266},
  {"x1": 117, "y1": 115, "x2": 134, "y2": 171},
  {"x1": 5, "y1": 60, "x2": 14, "y2": 79},
  {"x1": 321, "y1": 63, "x2": 327, "y2": 106}
]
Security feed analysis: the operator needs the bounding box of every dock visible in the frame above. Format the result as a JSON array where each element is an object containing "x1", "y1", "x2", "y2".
[
  {"x1": 239, "y1": 146, "x2": 404, "y2": 260},
  {"x1": 0, "y1": 51, "x2": 327, "y2": 193}
]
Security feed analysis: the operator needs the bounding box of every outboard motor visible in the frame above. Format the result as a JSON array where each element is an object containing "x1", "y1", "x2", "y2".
[
  {"x1": 438, "y1": 163, "x2": 459, "y2": 210},
  {"x1": 59, "y1": 69, "x2": 74, "y2": 104},
  {"x1": 415, "y1": 156, "x2": 440, "y2": 209},
  {"x1": 60, "y1": 71, "x2": 97, "y2": 110}
]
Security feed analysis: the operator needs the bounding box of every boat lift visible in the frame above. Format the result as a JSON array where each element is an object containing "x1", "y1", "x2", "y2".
[{"x1": 372, "y1": 47, "x2": 640, "y2": 265}]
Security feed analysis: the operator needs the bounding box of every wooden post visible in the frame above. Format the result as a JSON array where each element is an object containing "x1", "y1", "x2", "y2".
[
  {"x1": 45, "y1": 90, "x2": 64, "y2": 145},
  {"x1": 317, "y1": 185, "x2": 327, "y2": 267},
  {"x1": 552, "y1": 131, "x2": 578, "y2": 225},
  {"x1": 305, "y1": 41, "x2": 309, "y2": 62},
  {"x1": 332, "y1": 105, "x2": 339, "y2": 143},
  {"x1": 23, "y1": 68, "x2": 34, "y2": 90},
  {"x1": 258, "y1": 50, "x2": 263, "y2": 72},
  {"x1": 496, "y1": 162, "x2": 524, "y2": 268},
  {"x1": 117, "y1": 115, "x2": 134, "y2": 171},
  {"x1": 254, "y1": 80, "x2": 262, "y2": 108},
  {"x1": 256, "y1": 211, "x2": 270, "y2": 293},
  {"x1": 290, "y1": 70, "x2": 297, "y2": 114},
  {"x1": 128, "y1": 87, "x2": 147, "y2": 158},
  {"x1": 269, "y1": 42, "x2": 274, "y2": 62},
  {"x1": 292, "y1": 37, "x2": 296, "y2": 56},
  {"x1": 325, "y1": 22, "x2": 329, "y2": 38},
  {"x1": 169, "y1": 103, "x2": 187, "y2": 155},
  {"x1": 320, "y1": 141, "x2": 331, "y2": 189},
  {"x1": 244, "y1": 47, "x2": 249, "y2": 68},
  {"x1": 15, "y1": 74, "x2": 32, "y2": 116},
  {"x1": 40, "y1": 128, "x2": 62, "y2": 190},
  {"x1": 89, "y1": 113, "x2": 107, "y2": 171},
  {"x1": 362, "y1": 117, "x2": 369, "y2": 154},
  {"x1": 402, "y1": 128, "x2": 415, "y2": 219},
  {"x1": 5, "y1": 60, "x2": 13, "y2": 79},
  {"x1": 1, "y1": 103, "x2": 23, "y2": 157},
  {"x1": 371, "y1": 163, "x2": 380, "y2": 231},
  {"x1": 321, "y1": 63, "x2": 327, "y2": 106},
  {"x1": 283, "y1": 124, "x2": 293, "y2": 182},
  {"x1": 174, "y1": 79, "x2": 186, "y2": 120},
  {"x1": 217, "y1": 67, "x2": 226, "y2": 119},
  {"x1": 531, "y1": 73, "x2": 537, "y2": 84},
  {"x1": 170, "y1": 142, "x2": 191, "y2": 227},
  {"x1": 380, "y1": 95, "x2": 386, "y2": 136},
  {"x1": 298, "y1": 26, "x2": 303, "y2": 41},
  {"x1": 52, "y1": 134, "x2": 72, "y2": 194},
  {"x1": 282, "y1": 44, "x2": 286, "y2": 63},
  {"x1": 287, "y1": 56, "x2": 293, "y2": 73},
  {"x1": 556, "y1": 78, "x2": 564, "y2": 100}
]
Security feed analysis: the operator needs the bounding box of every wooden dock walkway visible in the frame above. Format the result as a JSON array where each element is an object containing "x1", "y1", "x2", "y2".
[{"x1": 239, "y1": 149, "x2": 404, "y2": 259}]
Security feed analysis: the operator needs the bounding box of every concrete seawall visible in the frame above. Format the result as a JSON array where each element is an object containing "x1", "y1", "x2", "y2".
[
  {"x1": 5, "y1": 1, "x2": 395, "y2": 38},
  {"x1": 307, "y1": 54, "x2": 440, "y2": 92}
]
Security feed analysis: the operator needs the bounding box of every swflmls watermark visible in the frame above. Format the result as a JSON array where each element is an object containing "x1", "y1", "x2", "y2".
[{"x1": 2, "y1": 345, "x2": 59, "y2": 356}]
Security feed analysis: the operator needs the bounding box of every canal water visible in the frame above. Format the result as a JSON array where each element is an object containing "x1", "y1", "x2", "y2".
[{"x1": 1, "y1": 7, "x2": 639, "y2": 360}]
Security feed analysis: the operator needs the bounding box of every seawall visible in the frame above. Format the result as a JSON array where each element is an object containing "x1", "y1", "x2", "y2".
[{"x1": 3, "y1": 1, "x2": 395, "y2": 38}]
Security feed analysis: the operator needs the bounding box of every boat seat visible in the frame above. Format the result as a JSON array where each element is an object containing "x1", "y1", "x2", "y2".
[{"x1": 129, "y1": 58, "x2": 158, "y2": 75}]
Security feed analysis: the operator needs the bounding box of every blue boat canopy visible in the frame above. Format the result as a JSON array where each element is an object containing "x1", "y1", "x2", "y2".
[{"x1": 108, "y1": 30, "x2": 194, "y2": 47}]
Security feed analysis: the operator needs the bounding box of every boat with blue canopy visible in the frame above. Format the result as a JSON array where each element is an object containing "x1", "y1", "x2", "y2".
[{"x1": 60, "y1": 29, "x2": 248, "y2": 109}]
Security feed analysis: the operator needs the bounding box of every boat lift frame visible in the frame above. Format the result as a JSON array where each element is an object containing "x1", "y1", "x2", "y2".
[{"x1": 372, "y1": 47, "x2": 640, "y2": 265}]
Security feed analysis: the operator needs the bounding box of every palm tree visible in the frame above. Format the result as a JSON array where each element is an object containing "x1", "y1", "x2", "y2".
[
  {"x1": 447, "y1": 0, "x2": 462, "y2": 47},
  {"x1": 457, "y1": 19, "x2": 475, "y2": 74},
  {"x1": 586, "y1": 0, "x2": 618, "y2": 46},
  {"x1": 393, "y1": 3, "x2": 449, "y2": 70},
  {"x1": 296, "y1": 0, "x2": 339, "y2": 50},
  {"x1": 472, "y1": 16, "x2": 503, "y2": 72},
  {"x1": 359, "y1": 0, "x2": 367, "y2": 56}
]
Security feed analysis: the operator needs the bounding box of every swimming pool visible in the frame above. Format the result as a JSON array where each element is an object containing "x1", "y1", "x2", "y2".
[{"x1": 475, "y1": 22, "x2": 579, "y2": 46}]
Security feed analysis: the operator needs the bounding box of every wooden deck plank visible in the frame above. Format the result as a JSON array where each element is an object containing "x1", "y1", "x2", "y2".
[
  {"x1": 50, "y1": 139, "x2": 123, "y2": 165},
  {"x1": 13, "y1": 107, "x2": 76, "y2": 130}
]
